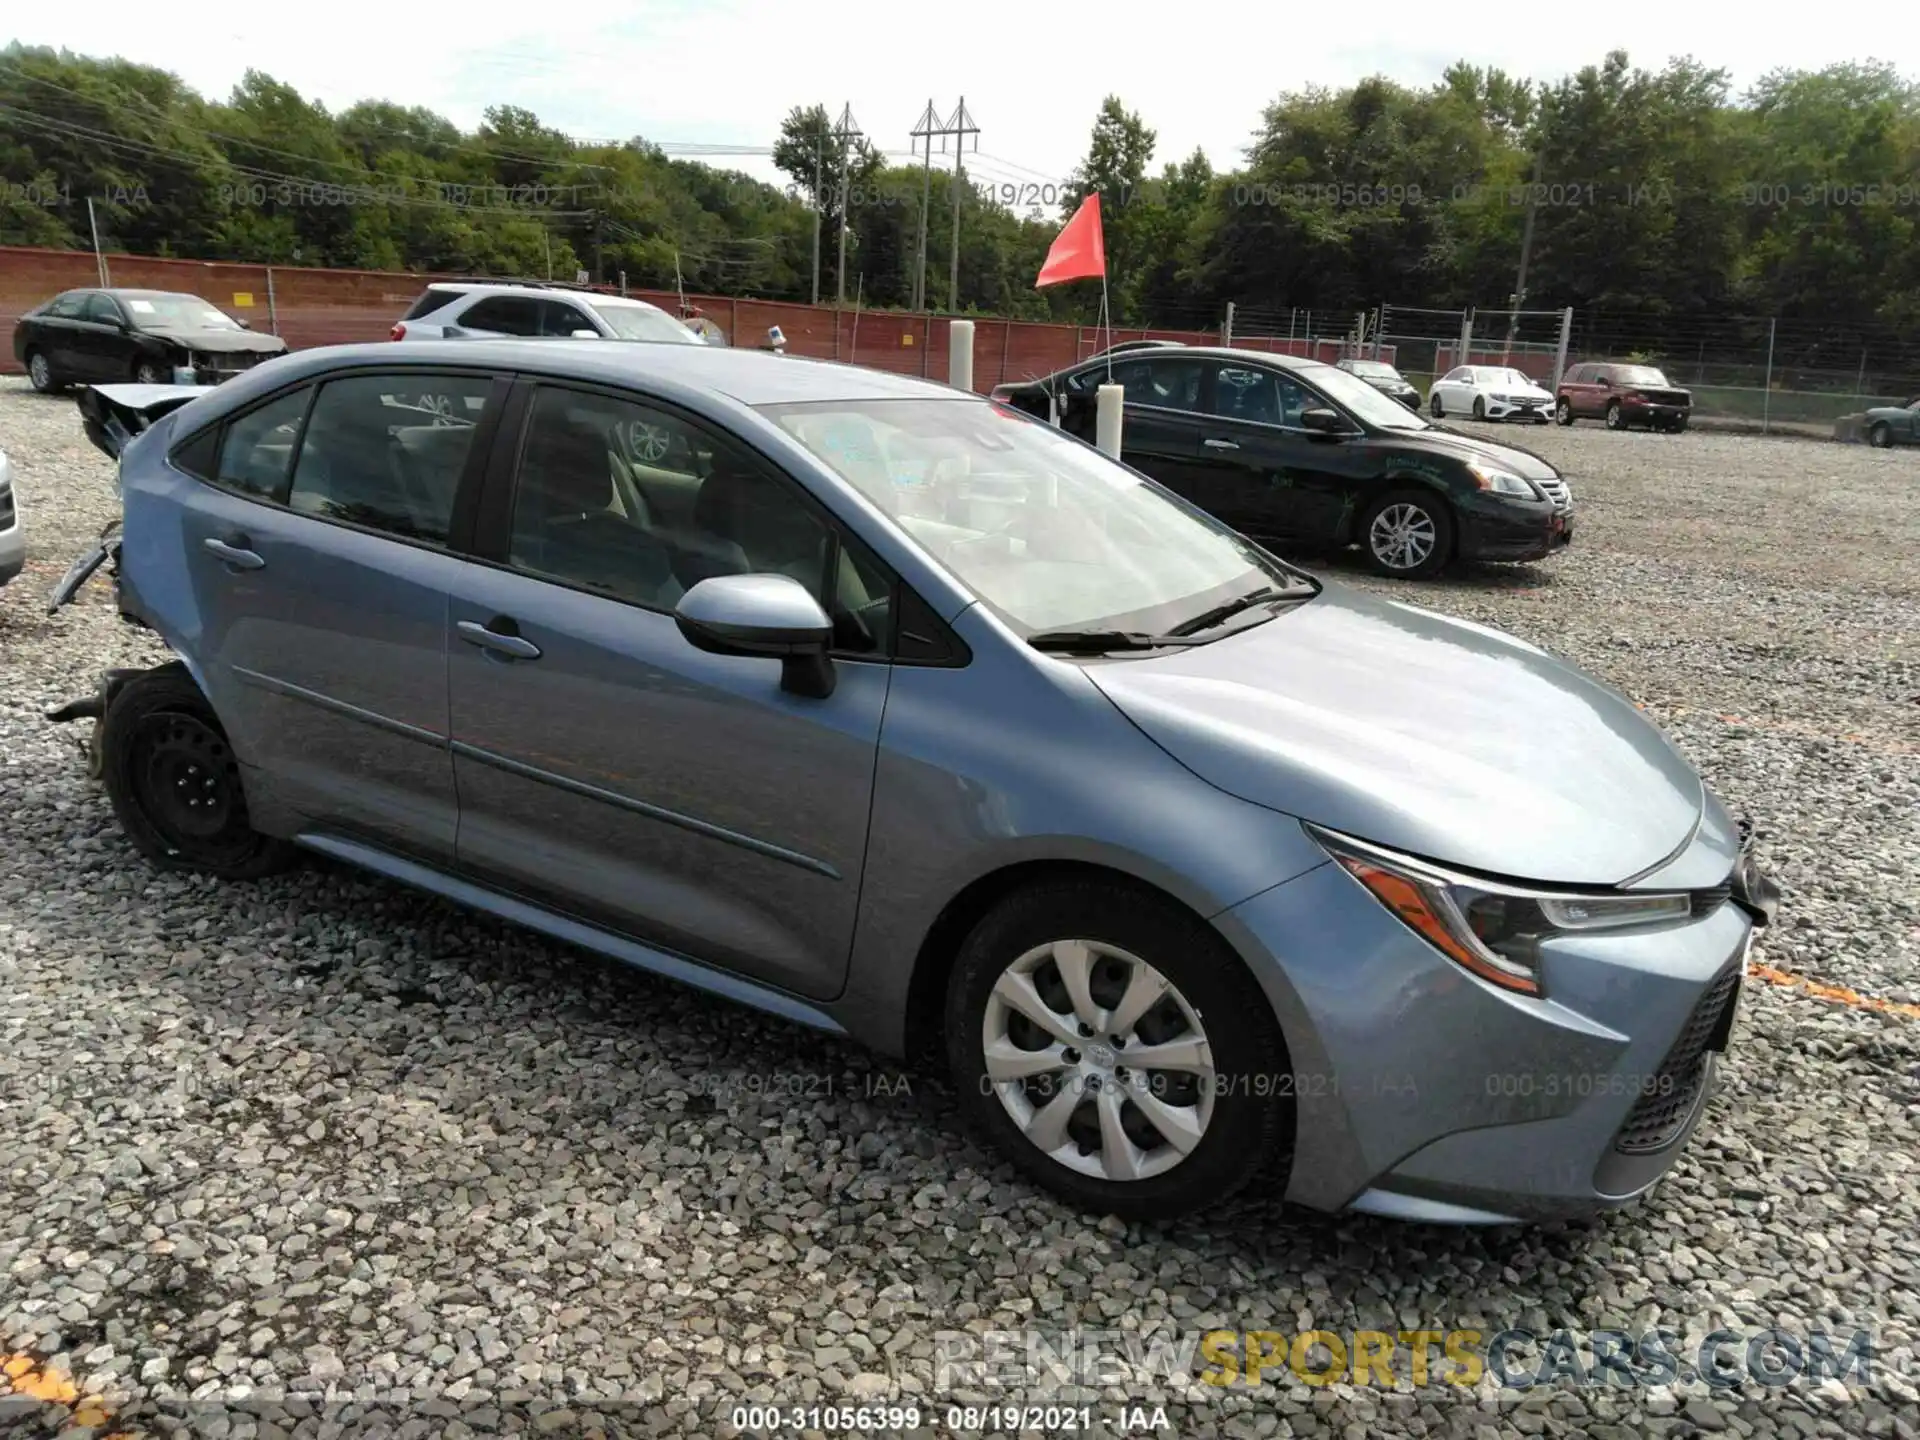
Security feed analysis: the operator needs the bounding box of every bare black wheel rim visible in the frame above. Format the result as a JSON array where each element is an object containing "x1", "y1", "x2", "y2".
[
  {"x1": 982, "y1": 939, "x2": 1216, "y2": 1182},
  {"x1": 128, "y1": 710, "x2": 251, "y2": 858}
]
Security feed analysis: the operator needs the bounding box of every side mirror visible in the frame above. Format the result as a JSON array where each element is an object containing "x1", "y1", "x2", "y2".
[
  {"x1": 674, "y1": 573, "x2": 836, "y2": 698},
  {"x1": 569, "y1": 329, "x2": 600, "y2": 339},
  {"x1": 1299, "y1": 407, "x2": 1347, "y2": 435}
]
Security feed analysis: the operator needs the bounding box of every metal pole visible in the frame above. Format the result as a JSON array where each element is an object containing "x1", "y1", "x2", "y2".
[
  {"x1": 810, "y1": 135, "x2": 822, "y2": 307},
  {"x1": 949, "y1": 99, "x2": 967, "y2": 313},
  {"x1": 913, "y1": 99, "x2": 935, "y2": 312},
  {"x1": 835, "y1": 108, "x2": 852, "y2": 308},
  {"x1": 87, "y1": 197, "x2": 109, "y2": 285},
  {"x1": 1460, "y1": 308, "x2": 1474, "y2": 367},
  {"x1": 265, "y1": 265, "x2": 278, "y2": 337},
  {"x1": 1552, "y1": 305, "x2": 1572, "y2": 394},
  {"x1": 1762, "y1": 317, "x2": 1776, "y2": 434}
]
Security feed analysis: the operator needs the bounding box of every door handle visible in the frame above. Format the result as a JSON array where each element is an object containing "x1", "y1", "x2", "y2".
[
  {"x1": 1203, "y1": 437, "x2": 1240, "y2": 451},
  {"x1": 202, "y1": 536, "x2": 265, "y2": 570},
  {"x1": 457, "y1": 618, "x2": 542, "y2": 660}
]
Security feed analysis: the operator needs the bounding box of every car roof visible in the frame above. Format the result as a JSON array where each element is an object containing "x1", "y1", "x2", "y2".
[
  {"x1": 103, "y1": 289, "x2": 209, "y2": 301},
  {"x1": 203, "y1": 339, "x2": 973, "y2": 408},
  {"x1": 1076, "y1": 345, "x2": 1339, "y2": 375}
]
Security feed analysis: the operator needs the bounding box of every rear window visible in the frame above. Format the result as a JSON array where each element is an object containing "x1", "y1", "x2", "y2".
[{"x1": 403, "y1": 288, "x2": 462, "y2": 321}]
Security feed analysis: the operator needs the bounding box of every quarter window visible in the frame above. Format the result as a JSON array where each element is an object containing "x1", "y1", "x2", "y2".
[
  {"x1": 286, "y1": 374, "x2": 491, "y2": 545},
  {"x1": 214, "y1": 387, "x2": 314, "y2": 501}
]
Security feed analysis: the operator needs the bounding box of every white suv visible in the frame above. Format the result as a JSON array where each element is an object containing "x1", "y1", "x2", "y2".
[{"x1": 391, "y1": 283, "x2": 705, "y2": 345}]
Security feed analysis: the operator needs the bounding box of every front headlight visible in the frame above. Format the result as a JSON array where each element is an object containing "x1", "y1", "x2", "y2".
[
  {"x1": 1465, "y1": 460, "x2": 1540, "y2": 498},
  {"x1": 1311, "y1": 828, "x2": 1691, "y2": 997}
]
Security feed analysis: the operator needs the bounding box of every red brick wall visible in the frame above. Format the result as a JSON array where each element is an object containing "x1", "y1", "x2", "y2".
[{"x1": 1, "y1": 244, "x2": 1388, "y2": 387}]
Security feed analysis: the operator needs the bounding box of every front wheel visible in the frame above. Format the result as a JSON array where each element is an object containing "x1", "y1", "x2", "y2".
[
  {"x1": 97, "y1": 663, "x2": 297, "y2": 880},
  {"x1": 1869, "y1": 422, "x2": 1893, "y2": 448},
  {"x1": 1605, "y1": 400, "x2": 1626, "y2": 431},
  {"x1": 1555, "y1": 397, "x2": 1574, "y2": 425},
  {"x1": 133, "y1": 358, "x2": 167, "y2": 385},
  {"x1": 945, "y1": 881, "x2": 1292, "y2": 1221},
  {"x1": 1472, "y1": 395, "x2": 1487, "y2": 421},
  {"x1": 1362, "y1": 488, "x2": 1454, "y2": 579},
  {"x1": 1429, "y1": 392, "x2": 1444, "y2": 418}
]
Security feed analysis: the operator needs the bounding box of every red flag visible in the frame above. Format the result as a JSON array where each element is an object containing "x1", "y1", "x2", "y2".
[{"x1": 1035, "y1": 193, "x2": 1105, "y2": 288}]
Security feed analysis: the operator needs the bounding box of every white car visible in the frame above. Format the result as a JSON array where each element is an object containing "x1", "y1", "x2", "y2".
[
  {"x1": 1429, "y1": 365, "x2": 1554, "y2": 423},
  {"x1": 0, "y1": 447, "x2": 22, "y2": 590},
  {"x1": 390, "y1": 282, "x2": 705, "y2": 345}
]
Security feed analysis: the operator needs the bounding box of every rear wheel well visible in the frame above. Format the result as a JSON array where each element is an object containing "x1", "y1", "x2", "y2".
[{"x1": 902, "y1": 860, "x2": 1225, "y2": 1068}]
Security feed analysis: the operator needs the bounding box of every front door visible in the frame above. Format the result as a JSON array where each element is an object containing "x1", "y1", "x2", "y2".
[
  {"x1": 1190, "y1": 364, "x2": 1366, "y2": 544},
  {"x1": 173, "y1": 369, "x2": 502, "y2": 861},
  {"x1": 78, "y1": 292, "x2": 131, "y2": 380},
  {"x1": 445, "y1": 380, "x2": 890, "y2": 1001}
]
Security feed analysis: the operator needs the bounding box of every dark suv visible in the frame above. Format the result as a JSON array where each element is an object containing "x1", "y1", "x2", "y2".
[
  {"x1": 990, "y1": 347, "x2": 1572, "y2": 579},
  {"x1": 1556, "y1": 363, "x2": 1693, "y2": 432}
]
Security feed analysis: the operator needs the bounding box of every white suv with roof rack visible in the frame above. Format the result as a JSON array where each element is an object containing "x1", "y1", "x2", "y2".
[{"x1": 390, "y1": 282, "x2": 709, "y2": 345}]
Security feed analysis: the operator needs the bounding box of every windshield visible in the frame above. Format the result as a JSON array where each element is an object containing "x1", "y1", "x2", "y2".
[
  {"x1": 1617, "y1": 365, "x2": 1672, "y2": 387},
  {"x1": 592, "y1": 301, "x2": 701, "y2": 343},
  {"x1": 123, "y1": 294, "x2": 242, "y2": 331},
  {"x1": 1485, "y1": 368, "x2": 1538, "y2": 389},
  {"x1": 766, "y1": 398, "x2": 1309, "y2": 636},
  {"x1": 1305, "y1": 365, "x2": 1431, "y2": 430}
]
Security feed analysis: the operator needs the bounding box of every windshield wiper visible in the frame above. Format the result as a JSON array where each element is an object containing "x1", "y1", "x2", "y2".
[
  {"x1": 1025, "y1": 629, "x2": 1202, "y2": 653},
  {"x1": 1165, "y1": 582, "x2": 1314, "y2": 637}
]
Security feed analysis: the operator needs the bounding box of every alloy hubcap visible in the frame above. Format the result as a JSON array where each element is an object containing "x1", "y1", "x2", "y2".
[
  {"x1": 30, "y1": 354, "x2": 50, "y2": 387},
  {"x1": 982, "y1": 939, "x2": 1215, "y2": 1182},
  {"x1": 137, "y1": 364, "x2": 162, "y2": 383},
  {"x1": 1370, "y1": 503, "x2": 1436, "y2": 570}
]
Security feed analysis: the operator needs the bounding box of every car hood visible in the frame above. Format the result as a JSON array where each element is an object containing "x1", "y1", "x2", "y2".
[
  {"x1": 1371, "y1": 426, "x2": 1560, "y2": 481},
  {"x1": 136, "y1": 328, "x2": 287, "y2": 354},
  {"x1": 1087, "y1": 583, "x2": 1703, "y2": 885}
]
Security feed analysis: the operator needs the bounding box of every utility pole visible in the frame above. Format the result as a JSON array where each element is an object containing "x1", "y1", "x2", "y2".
[
  {"x1": 832, "y1": 104, "x2": 863, "y2": 308},
  {"x1": 1509, "y1": 148, "x2": 1545, "y2": 349},
  {"x1": 810, "y1": 127, "x2": 823, "y2": 306},
  {"x1": 945, "y1": 97, "x2": 980, "y2": 312},
  {"x1": 909, "y1": 100, "x2": 941, "y2": 311}
]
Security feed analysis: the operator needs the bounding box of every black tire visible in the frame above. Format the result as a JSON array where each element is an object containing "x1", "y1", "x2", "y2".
[
  {"x1": 944, "y1": 880, "x2": 1292, "y2": 1222},
  {"x1": 1670, "y1": 413, "x2": 1688, "y2": 433},
  {"x1": 26, "y1": 348, "x2": 61, "y2": 394},
  {"x1": 1605, "y1": 400, "x2": 1626, "y2": 431},
  {"x1": 1360, "y1": 487, "x2": 1455, "y2": 579},
  {"x1": 1555, "y1": 397, "x2": 1575, "y2": 426},
  {"x1": 1869, "y1": 422, "x2": 1893, "y2": 448},
  {"x1": 97, "y1": 663, "x2": 297, "y2": 880},
  {"x1": 1429, "y1": 392, "x2": 1444, "y2": 418},
  {"x1": 1472, "y1": 395, "x2": 1487, "y2": 421},
  {"x1": 133, "y1": 357, "x2": 167, "y2": 385}
]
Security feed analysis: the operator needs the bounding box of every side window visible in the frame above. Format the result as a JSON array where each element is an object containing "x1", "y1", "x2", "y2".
[
  {"x1": 83, "y1": 294, "x2": 125, "y2": 325},
  {"x1": 214, "y1": 387, "x2": 314, "y2": 501},
  {"x1": 1110, "y1": 358, "x2": 1204, "y2": 412},
  {"x1": 459, "y1": 296, "x2": 543, "y2": 335},
  {"x1": 46, "y1": 292, "x2": 89, "y2": 319},
  {"x1": 541, "y1": 301, "x2": 596, "y2": 336},
  {"x1": 1442, "y1": 367, "x2": 1466, "y2": 384},
  {"x1": 1211, "y1": 365, "x2": 1281, "y2": 425},
  {"x1": 286, "y1": 373, "x2": 492, "y2": 545},
  {"x1": 509, "y1": 387, "x2": 888, "y2": 653}
]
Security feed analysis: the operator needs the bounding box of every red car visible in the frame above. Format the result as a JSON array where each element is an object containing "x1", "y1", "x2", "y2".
[{"x1": 1555, "y1": 362, "x2": 1693, "y2": 432}]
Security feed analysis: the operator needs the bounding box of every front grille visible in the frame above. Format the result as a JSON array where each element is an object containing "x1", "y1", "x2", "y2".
[
  {"x1": 1614, "y1": 963, "x2": 1741, "y2": 1153},
  {"x1": 1533, "y1": 476, "x2": 1572, "y2": 512},
  {"x1": 193, "y1": 351, "x2": 262, "y2": 375}
]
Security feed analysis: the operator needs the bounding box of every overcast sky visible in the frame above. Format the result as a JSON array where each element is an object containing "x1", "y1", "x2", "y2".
[{"x1": 11, "y1": 3, "x2": 1916, "y2": 194}]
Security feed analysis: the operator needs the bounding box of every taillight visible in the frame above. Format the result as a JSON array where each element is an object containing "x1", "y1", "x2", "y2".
[{"x1": 390, "y1": 322, "x2": 407, "y2": 341}]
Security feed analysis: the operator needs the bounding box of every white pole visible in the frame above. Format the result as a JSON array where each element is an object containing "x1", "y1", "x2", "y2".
[
  {"x1": 1762, "y1": 317, "x2": 1776, "y2": 435},
  {"x1": 949, "y1": 318, "x2": 974, "y2": 392},
  {"x1": 1552, "y1": 305, "x2": 1573, "y2": 394},
  {"x1": 1223, "y1": 300, "x2": 1235, "y2": 347},
  {"x1": 1096, "y1": 384, "x2": 1124, "y2": 457}
]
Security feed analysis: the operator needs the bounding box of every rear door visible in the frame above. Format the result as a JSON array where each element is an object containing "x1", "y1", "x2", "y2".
[
  {"x1": 456, "y1": 295, "x2": 545, "y2": 338},
  {"x1": 169, "y1": 367, "x2": 506, "y2": 861},
  {"x1": 35, "y1": 291, "x2": 92, "y2": 375},
  {"x1": 1066, "y1": 355, "x2": 1213, "y2": 499},
  {"x1": 443, "y1": 379, "x2": 893, "y2": 1000}
]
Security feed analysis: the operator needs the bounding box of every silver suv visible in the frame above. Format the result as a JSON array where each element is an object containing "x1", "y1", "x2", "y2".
[{"x1": 391, "y1": 283, "x2": 703, "y2": 345}]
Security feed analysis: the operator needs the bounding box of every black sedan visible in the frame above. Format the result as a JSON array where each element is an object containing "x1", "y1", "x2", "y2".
[
  {"x1": 990, "y1": 346, "x2": 1572, "y2": 578},
  {"x1": 14, "y1": 288, "x2": 287, "y2": 393},
  {"x1": 1335, "y1": 357, "x2": 1422, "y2": 410}
]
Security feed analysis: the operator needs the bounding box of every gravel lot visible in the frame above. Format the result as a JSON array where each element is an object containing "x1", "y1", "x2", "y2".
[{"x1": 1, "y1": 379, "x2": 1917, "y2": 1440}]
